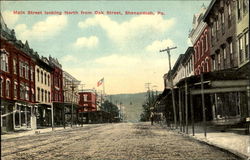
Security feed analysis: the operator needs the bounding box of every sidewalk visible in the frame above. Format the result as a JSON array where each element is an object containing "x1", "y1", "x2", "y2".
[
  {"x1": 1, "y1": 126, "x2": 76, "y2": 140},
  {"x1": 160, "y1": 123, "x2": 250, "y2": 159}
]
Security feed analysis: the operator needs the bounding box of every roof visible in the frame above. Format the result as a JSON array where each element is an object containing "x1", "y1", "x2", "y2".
[{"x1": 203, "y1": 0, "x2": 217, "y2": 22}]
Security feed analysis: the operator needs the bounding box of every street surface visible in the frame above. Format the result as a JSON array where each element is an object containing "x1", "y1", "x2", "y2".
[{"x1": 1, "y1": 122, "x2": 241, "y2": 160}]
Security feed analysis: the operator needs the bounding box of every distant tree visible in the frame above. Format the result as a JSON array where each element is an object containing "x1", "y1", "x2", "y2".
[
  {"x1": 100, "y1": 100, "x2": 120, "y2": 120},
  {"x1": 140, "y1": 90, "x2": 157, "y2": 122}
]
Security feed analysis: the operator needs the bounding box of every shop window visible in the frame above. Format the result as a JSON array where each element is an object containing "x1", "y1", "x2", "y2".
[{"x1": 214, "y1": 93, "x2": 240, "y2": 119}]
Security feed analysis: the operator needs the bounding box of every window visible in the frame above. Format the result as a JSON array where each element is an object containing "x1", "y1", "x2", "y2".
[
  {"x1": 45, "y1": 90, "x2": 47, "y2": 102},
  {"x1": 229, "y1": 41, "x2": 233, "y2": 65},
  {"x1": 14, "y1": 82, "x2": 18, "y2": 98},
  {"x1": 44, "y1": 73, "x2": 47, "y2": 85},
  {"x1": 13, "y1": 59, "x2": 17, "y2": 74},
  {"x1": 223, "y1": 47, "x2": 226, "y2": 59},
  {"x1": 48, "y1": 75, "x2": 50, "y2": 86},
  {"x1": 41, "y1": 89, "x2": 44, "y2": 102},
  {"x1": 30, "y1": 67, "x2": 34, "y2": 81},
  {"x1": 37, "y1": 87, "x2": 40, "y2": 101},
  {"x1": 31, "y1": 89, "x2": 35, "y2": 102},
  {"x1": 6, "y1": 79, "x2": 10, "y2": 98},
  {"x1": 221, "y1": 12, "x2": 225, "y2": 33},
  {"x1": 216, "y1": 19, "x2": 219, "y2": 31},
  {"x1": 205, "y1": 33, "x2": 208, "y2": 51},
  {"x1": 245, "y1": 32, "x2": 249, "y2": 60},
  {"x1": 41, "y1": 71, "x2": 43, "y2": 83},
  {"x1": 218, "y1": 52, "x2": 221, "y2": 70},
  {"x1": 84, "y1": 94, "x2": 88, "y2": 101},
  {"x1": 48, "y1": 92, "x2": 50, "y2": 102},
  {"x1": 25, "y1": 86, "x2": 29, "y2": 100},
  {"x1": 22, "y1": 63, "x2": 25, "y2": 79},
  {"x1": 243, "y1": 0, "x2": 248, "y2": 14},
  {"x1": 201, "y1": 38, "x2": 204, "y2": 56},
  {"x1": 37, "y1": 69, "x2": 39, "y2": 82},
  {"x1": 20, "y1": 83, "x2": 25, "y2": 99},
  {"x1": 237, "y1": 0, "x2": 241, "y2": 20},
  {"x1": 24, "y1": 64, "x2": 29, "y2": 79},
  {"x1": 0, "y1": 77, "x2": 3, "y2": 97},
  {"x1": 239, "y1": 37, "x2": 243, "y2": 63},
  {"x1": 0, "y1": 51, "x2": 9, "y2": 72}
]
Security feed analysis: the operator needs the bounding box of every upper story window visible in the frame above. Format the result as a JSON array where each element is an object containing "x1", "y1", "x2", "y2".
[
  {"x1": 6, "y1": 79, "x2": 10, "y2": 98},
  {"x1": 37, "y1": 87, "x2": 40, "y2": 101},
  {"x1": 25, "y1": 64, "x2": 29, "y2": 80},
  {"x1": 239, "y1": 36, "x2": 244, "y2": 63},
  {"x1": 41, "y1": 71, "x2": 43, "y2": 83},
  {"x1": 0, "y1": 49, "x2": 9, "y2": 72},
  {"x1": 243, "y1": 0, "x2": 248, "y2": 14},
  {"x1": 237, "y1": 0, "x2": 242, "y2": 20},
  {"x1": 20, "y1": 83, "x2": 25, "y2": 99},
  {"x1": 48, "y1": 91, "x2": 51, "y2": 102},
  {"x1": 25, "y1": 85, "x2": 29, "y2": 101},
  {"x1": 48, "y1": 75, "x2": 50, "y2": 86},
  {"x1": 84, "y1": 94, "x2": 88, "y2": 101},
  {"x1": 221, "y1": 12, "x2": 225, "y2": 33},
  {"x1": 37, "y1": 69, "x2": 40, "y2": 82},
  {"x1": 30, "y1": 67, "x2": 34, "y2": 81},
  {"x1": 14, "y1": 81, "x2": 18, "y2": 98},
  {"x1": 44, "y1": 73, "x2": 47, "y2": 85},
  {"x1": 245, "y1": 32, "x2": 249, "y2": 60},
  {"x1": 13, "y1": 59, "x2": 17, "y2": 74},
  {"x1": 0, "y1": 77, "x2": 3, "y2": 97}
]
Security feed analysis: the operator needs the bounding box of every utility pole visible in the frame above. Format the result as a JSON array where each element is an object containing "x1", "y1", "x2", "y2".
[{"x1": 160, "y1": 46, "x2": 177, "y2": 129}]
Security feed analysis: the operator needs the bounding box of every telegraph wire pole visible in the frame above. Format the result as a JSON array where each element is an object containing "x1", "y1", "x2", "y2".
[{"x1": 160, "y1": 46, "x2": 177, "y2": 129}]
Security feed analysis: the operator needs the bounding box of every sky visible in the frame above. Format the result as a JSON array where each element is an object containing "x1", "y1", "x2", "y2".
[{"x1": 1, "y1": 0, "x2": 211, "y2": 94}]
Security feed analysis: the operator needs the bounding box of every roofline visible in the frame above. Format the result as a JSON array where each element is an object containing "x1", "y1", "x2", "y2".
[{"x1": 203, "y1": 0, "x2": 216, "y2": 22}]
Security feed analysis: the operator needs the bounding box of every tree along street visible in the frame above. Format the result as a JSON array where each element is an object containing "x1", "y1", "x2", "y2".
[{"x1": 1, "y1": 122, "x2": 241, "y2": 160}]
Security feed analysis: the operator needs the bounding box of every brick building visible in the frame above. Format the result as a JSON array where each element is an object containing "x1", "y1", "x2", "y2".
[
  {"x1": 189, "y1": 5, "x2": 211, "y2": 75},
  {"x1": 1, "y1": 14, "x2": 37, "y2": 131},
  {"x1": 203, "y1": 0, "x2": 238, "y2": 71},
  {"x1": 78, "y1": 90, "x2": 97, "y2": 112}
]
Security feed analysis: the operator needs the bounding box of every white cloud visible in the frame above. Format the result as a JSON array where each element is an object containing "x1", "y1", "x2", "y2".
[
  {"x1": 145, "y1": 39, "x2": 175, "y2": 53},
  {"x1": 78, "y1": 15, "x2": 175, "y2": 44},
  {"x1": 95, "y1": 54, "x2": 139, "y2": 66},
  {"x1": 74, "y1": 36, "x2": 99, "y2": 48},
  {"x1": 2, "y1": 10, "x2": 19, "y2": 28},
  {"x1": 61, "y1": 55, "x2": 78, "y2": 63},
  {"x1": 14, "y1": 15, "x2": 67, "y2": 41}
]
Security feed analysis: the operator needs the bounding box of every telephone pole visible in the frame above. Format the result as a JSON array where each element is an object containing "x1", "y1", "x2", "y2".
[{"x1": 160, "y1": 46, "x2": 177, "y2": 129}]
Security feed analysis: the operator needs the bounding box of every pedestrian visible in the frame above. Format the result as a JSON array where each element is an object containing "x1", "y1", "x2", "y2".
[{"x1": 150, "y1": 112, "x2": 154, "y2": 125}]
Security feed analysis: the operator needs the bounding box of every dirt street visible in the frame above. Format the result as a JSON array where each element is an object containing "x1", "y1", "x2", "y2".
[{"x1": 1, "y1": 122, "x2": 241, "y2": 160}]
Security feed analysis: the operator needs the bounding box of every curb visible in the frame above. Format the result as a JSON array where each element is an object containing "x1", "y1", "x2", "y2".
[{"x1": 156, "y1": 124, "x2": 249, "y2": 160}]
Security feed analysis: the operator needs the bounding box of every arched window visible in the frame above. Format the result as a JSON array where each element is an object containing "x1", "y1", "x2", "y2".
[
  {"x1": 44, "y1": 73, "x2": 47, "y2": 85},
  {"x1": 48, "y1": 75, "x2": 50, "y2": 86},
  {"x1": 41, "y1": 71, "x2": 43, "y2": 83},
  {"x1": 37, "y1": 69, "x2": 40, "y2": 82}
]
